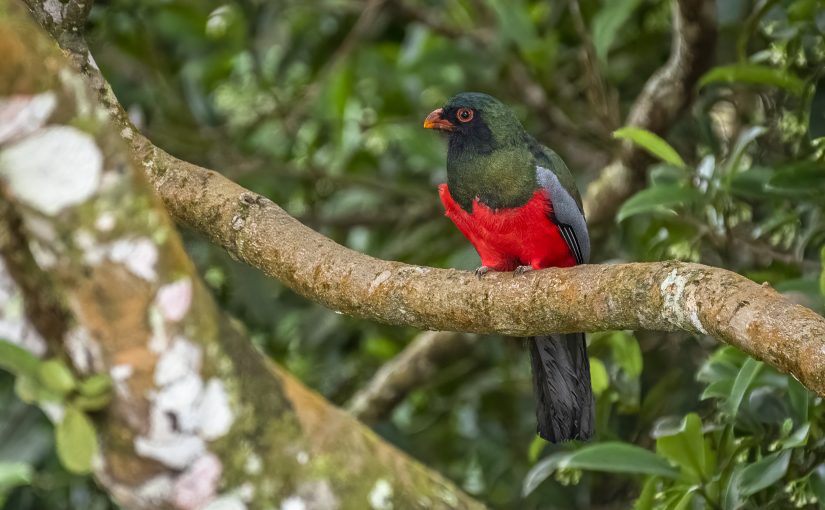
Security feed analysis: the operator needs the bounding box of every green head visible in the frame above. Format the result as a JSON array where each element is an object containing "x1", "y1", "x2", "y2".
[
  {"x1": 423, "y1": 92, "x2": 526, "y2": 154},
  {"x1": 424, "y1": 92, "x2": 537, "y2": 210}
]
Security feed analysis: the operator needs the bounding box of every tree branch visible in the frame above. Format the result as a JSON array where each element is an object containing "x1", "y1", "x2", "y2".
[
  {"x1": 1, "y1": 4, "x2": 484, "y2": 509},
  {"x1": 582, "y1": 0, "x2": 717, "y2": 224},
  {"x1": 348, "y1": 331, "x2": 477, "y2": 423},
  {"x1": 123, "y1": 139, "x2": 825, "y2": 395}
]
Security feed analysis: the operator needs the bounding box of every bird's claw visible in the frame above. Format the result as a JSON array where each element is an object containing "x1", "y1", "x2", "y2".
[
  {"x1": 514, "y1": 265, "x2": 534, "y2": 276},
  {"x1": 474, "y1": 266, "x2": 491, "y2": 279}
]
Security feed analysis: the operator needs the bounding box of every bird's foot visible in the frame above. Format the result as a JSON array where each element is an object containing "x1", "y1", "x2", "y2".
[
  {"x1": 474, "y1": 266, "x2": 492, "y2": 279},
  {"x1": 514, "y1": 265, "x2": 534, "y2": 276}
]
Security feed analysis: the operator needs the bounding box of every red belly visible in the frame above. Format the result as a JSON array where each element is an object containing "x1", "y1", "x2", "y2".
[{"x1": 439, "y1": 184, "x2": 576, "y2": 271}]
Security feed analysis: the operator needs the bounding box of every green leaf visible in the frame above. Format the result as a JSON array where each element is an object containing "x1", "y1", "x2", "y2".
[
  {"x1": 523, "y1": 442, "x2": 679, "y2": 495},
  {"x1": 617, "y1": 185, "x2": 702, "y2": 222},
  {"x1": 699, "y1": 64, "x2": 807, "y2": 95},
  {"x1": 562, "y1": 443, "x2": 681, "y2": 478},
  {"x1": 608, "y1": 331, "x2": 643, "y2": 378},
  {"x1": 591, "y1": 0, "x2": 643, "y2": 62},
  {"x1": 655, "y1": 413, "x2": 706, "y2": 480},
  {"x1": 809, "y1": 464, "x2": 825, "y2": 503},
  {"x1": 725, "y1": 357, "x2": 762, "y2": 416},
  {"x1": 0, "y1": 340, "x2": 40, "y2": 377},
  {"x1": 613, "y1": 127, "x2": 686, "y2": 168},
  {"x1": 670, "y1": 488, "x2": 695, "y2": 510},
  {"x1": 724, "y1": 126, "x2": 767, "y2": 182},
  {"x1": 73, "y1": 393, "x2": 112, "y2": 412},
  {"x1": 787, "y1": 376, "x2": 809, "y2": 425},
  {"x1": 723, "y1": 467, "x2": 743, "y2": 510},
  {"x1": 527, "y1": 435, "x2": 546, "y2": 464},
  {"x1": 78, "y1": 374, "x2": 113, "y2": 397},
  {"x1": 737, "y1": 450, "x2": 791, "y2": 496},
  {"x1": 363, "y1": 336, "x2": 400, "y2": 360},
  {"x1": 767, "y1": 162, "x2": 825, "y2": 197},
  {"x1": 729, "y1": 166, "x2": 773, "y2": 198},
  {"x1": 55, "y1": 407, "x2": 98, "y2": 475},
  {"x1": 701, "y1": 379, "x2": 734, "y2": 401},
  {"x1": 590, "y1": 357, "x2": 609, "y2": 396},
  {"x1": 0, "y1": 461, "x2": 33, "y2": 495},
  {"x1": 14, "y1": 375, "x2": 40, "y2": 404},
  {"x1": 633, "y1": 476, "x2": 659, "y2": 510},
  {"x1": 780, "y1": 423, "x2": 809, "y2": 449},
  {"x1": 37, "y1": 359, "x2": 77, "y2": 397}
]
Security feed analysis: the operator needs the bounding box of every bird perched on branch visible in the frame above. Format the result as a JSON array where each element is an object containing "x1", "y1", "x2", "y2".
[{"x1": 424, "y1": 92, "x2": 594, "y2": 442}]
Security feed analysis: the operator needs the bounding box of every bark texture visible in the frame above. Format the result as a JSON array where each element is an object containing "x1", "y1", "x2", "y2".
[{"x1": 0, "y1": 3, "x2": 484, "y2": 509}]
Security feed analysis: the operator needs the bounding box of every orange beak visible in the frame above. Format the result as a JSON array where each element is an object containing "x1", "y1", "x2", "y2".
[{"x1": 423, "y1": 108, "x2": 454, "y2": 131}]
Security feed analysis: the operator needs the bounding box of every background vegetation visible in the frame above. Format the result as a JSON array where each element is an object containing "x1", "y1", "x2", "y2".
[{"x1": 2, "y1": 0, "x2": 825, "y2": 508}]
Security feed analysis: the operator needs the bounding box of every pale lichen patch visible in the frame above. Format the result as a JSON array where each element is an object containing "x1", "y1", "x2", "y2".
[
  {"x1": 28, "y1": 240, "x2": 58, "y2": 270},
  {"x1": 369, "y1": 479, "x2": 393, "y2": 510},
  {"x1": 154, "y1": 337, "x2": 202, "y2": 386},
  {"x1": 108, "y1": 238, "x2": 158, "y2": 281},
  {"x1": 148, "y1": 307, "x2": 170, "y2": 353},
  {"x1": 244, "y1": 453, "x2": 262, "y2": 475},
  {"x1": 659, "y1": 269, "x2": 707, "y2": 334},
  {"x1": 65, "y1": 326, "x2": 104, "y2": 375},
  {"x1": 238, "y1": 483, "x2": 255, "y2": 502},
  {"x1": 173, "y1": 452, "x2": 223, "y2": 510},
  {"x1": 369, "y1": 271, "x2": 391, "y2": 295},
  {"x1": 0, "y1": 92, "x2": 57, "y2": 144},
  {"x1": 202, "y1": 495, "x2": 247, "y2": 510},
  {"x1": 137, "y1": 338, "x2": 235, "y2": 469},
  {"x1": 281, "y1": 497, "x2": 307, "y2": 510},
  {"x1": 0, "y1": 126, "x2": 102, "y2": 215},
  {"x1": 86, "y1": 51, "x2": 101, "y2": 72},
  {"x1": 283, "y1": 481, "x2": 339, "y2": 510},
  {"x1": 95, "y1": 212, "x2": 116, "y2": 232},
  {"x1": 156, "y1": 278, "x2": 193, "y2": 322},
  {"x1": 0, "y1": 260, "x2": 47, "y2": 356},
  {"x1": 135, "y1": 475, "x2": 175, "y2": 507},
  {"x1": 135, "y1": 432, "x2": 206, "y2": 470},
  {"x1": 42, "y1": 0, "x2": 65, "y2": 24},
  {"x1": 196, "y1": 379, "x2": 234, "y2": 440},
  {"x1": 110, "y1": 364, "x2": 134, "y2": 398}
]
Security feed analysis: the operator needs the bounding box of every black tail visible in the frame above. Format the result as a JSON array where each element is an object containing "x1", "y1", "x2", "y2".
[{"x1": 528, "y1": 333, "x2": 594, "y2": 442}]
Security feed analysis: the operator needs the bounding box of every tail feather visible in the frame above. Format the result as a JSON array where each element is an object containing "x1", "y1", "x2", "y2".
[{"x1": 529, "y1": 333, "x2": 594, "y2": 442}]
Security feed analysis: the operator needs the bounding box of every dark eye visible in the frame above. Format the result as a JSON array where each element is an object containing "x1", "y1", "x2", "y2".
[{"x1": 457, "y1": 108, "x2": 473, "y2": 123}]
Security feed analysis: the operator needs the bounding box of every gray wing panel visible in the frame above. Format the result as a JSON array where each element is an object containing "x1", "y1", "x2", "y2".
[{"x1": 536, "y1": 166, "x2": 590, "y2": 264}]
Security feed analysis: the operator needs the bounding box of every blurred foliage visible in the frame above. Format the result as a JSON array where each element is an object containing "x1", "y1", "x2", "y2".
[{"x1": 2, "y1": 0, "x2": 825, "y2": 508}]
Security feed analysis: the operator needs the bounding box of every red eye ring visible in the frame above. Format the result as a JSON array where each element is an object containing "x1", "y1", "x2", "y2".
[{"x1": 456, "y1": 108, "x2": 473, "y2": 123}]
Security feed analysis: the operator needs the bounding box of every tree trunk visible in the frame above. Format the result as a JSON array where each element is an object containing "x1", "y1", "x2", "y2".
[{"x1": 0, "y1": 3, "x2": 484, "y2": 509}]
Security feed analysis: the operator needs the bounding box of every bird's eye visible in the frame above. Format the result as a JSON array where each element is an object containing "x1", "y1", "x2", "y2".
[{"x1": 457, "y1": 108, "x2": 473, "y2": 123}]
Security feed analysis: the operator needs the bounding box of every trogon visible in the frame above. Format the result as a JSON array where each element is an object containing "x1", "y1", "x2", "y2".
[{"x1": 423, "y1": 92, "x2": 594, "y2": 442}]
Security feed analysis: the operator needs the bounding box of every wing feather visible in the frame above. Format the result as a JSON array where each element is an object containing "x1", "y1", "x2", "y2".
[{"x1": 535, "y1": 162, "x2": 590, "y2": 264}]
